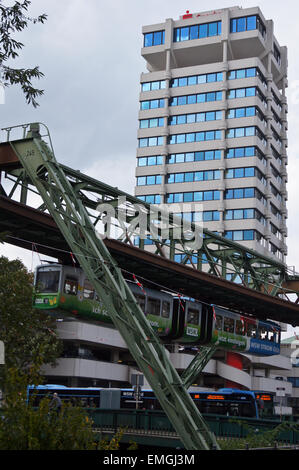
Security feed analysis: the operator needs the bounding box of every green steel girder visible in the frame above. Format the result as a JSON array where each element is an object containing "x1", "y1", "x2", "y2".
[
  {"x1": 7, "y1": 123, "x2": 220, "y2": 451},
  {"x1": 181, "y1": 345, "x2": 218, "y2": 390},
  {"x1": 1, "y1": 121, "x2": 299, "y2": 299}
]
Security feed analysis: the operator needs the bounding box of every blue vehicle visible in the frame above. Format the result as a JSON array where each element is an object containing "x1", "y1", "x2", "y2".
[{"x1": 27, "y1": 385, "x2": 272, "y2": 418}]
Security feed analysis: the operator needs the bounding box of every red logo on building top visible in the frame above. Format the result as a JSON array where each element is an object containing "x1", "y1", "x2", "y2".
[{"x1": 183, "y1": 10, "x2": 193, "y2": 19}]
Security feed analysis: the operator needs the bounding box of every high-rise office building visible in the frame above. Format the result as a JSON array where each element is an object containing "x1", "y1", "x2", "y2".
[{"x1": 135, "y1": 6, "x2": 288, "y2": 263}]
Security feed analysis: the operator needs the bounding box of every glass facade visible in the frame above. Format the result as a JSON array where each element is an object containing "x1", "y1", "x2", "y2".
[
  {"x1": 143, "y1": 30, "x2": 165, "y2": 47},
  {"x1": 173, "y1": 21, "x2": 221, "y2": 42}
]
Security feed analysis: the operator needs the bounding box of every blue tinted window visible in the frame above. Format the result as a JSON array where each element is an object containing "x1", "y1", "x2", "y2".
[
  {"x1": 237, "y1": 17, "x2": 246, "y2": 32},
  {"x1": 184, "y1": 193, "x2": 193, "y2": 202},
  {"x1": 244, "y1": 188, "x2": 254, "y2": 198},
  {"x1": 138, "y1": 158, "x2": 147, "y2": 166},
  {"x1": 181, "y1": 27, "x2": 189, "y2": 41},
  {"x1": 244, "y1": 230, "x2": 254, "y2": 240},
  {"x1": 144, "y1": 33, "x2": 153, "y2": 47},
  {"x1": 186, "y1": 133, "x2": 195, "y2": 143},
  {"x1": 236, "y1": 88, "x2": 246, "y2": 98},
  {"x1": 187, "y1": 95, "x2": 196, "y2": 104},
  {"x1": 179, "y1": 77, "x2": 188, "y2": 87},
  {"x1": 188, "y1": 76, "x2": 197, "y2": 86},
  {"x1": 234, "y1": 189, "x2": 244, "y2": 199},
  {"x1": 208, "y1": 22, "x2": 218, "y2": 36},
  {"x1": 246, "y1": 67, "x2": 256, "y2": 77},
  {"x1": 153, "y1": 31, "x2": 162, "y2": 45},
  {"x1": 246, "y1": 87, "x2": 256, "y2": 97},
  {"x1": 199, "y1": 23, "x2": 208, "y2": 38},
  {"x1": 247, "y1": 16, "x2": 257, "y2": 30},
  {"x1": 236, "y1": 69, "x2": 246, "y2": 79},
  {"x1": 178, "y1": 96, "x2": 187, "y2": 106},
  {"x1": 190, "y1": 25, "x2": 199, "y2": 40},
  {"x1": 245, "y1": 147, "x2": 255, "y2": 157},
  {"x1": 235, "y1": 147, "x2": 245, "y2": 157}
]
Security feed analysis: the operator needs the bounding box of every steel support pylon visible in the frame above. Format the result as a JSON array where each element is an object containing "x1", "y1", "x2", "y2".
[{"x1": 9, "y1": 124, "x2": 220, "y2": 450}]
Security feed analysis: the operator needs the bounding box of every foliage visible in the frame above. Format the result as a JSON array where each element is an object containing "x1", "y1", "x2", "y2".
[
  {"x1": 218, "y1": 420, "x2": 299, "y2": 450},
  {"x1": 0, "y1": 368, "x2": 97, "y2": 450},
  {"x1": 98, "y1": 429, "x2": 125, "y2": 450},
  {"x1": 0, "y1": 255, "x2": 62, "y2": 385},
  {"x1": 0, "y1": 0, "x2": 47, "y2": 107}
]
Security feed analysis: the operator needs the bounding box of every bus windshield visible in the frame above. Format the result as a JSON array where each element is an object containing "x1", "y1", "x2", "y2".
[{"x1": 35, "y1": 270, "x2": 60, "y2": 293}]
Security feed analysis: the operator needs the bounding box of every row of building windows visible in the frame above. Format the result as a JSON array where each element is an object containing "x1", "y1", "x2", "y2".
[
  {"x1": 140, "y1": 98, "x2": 165, "y2": 110},
  {"x1": 140, "y1": 66, "x2": 266, "y2": 94},
  {"x1": 170, "y1": 91, "x2": 222, "y2": 107},
  {"x1": 167, "y1": 150, "x2": 221, "y2": 163},
  {"x1": 225, "y1": 208, "x2": 265, "y2": 224},
  {"x1": 227, "y1": 106, "x2": 266, "y2": 125},
  {"x1": 226, "y1": 146, "x2": 266, "y2": 164},
  {"x1": 136, "y1": 175, "x2": 162, "y2": 186},
  {"x1": 138, "y1": 136, "x2": 164, "y2": 148},
  {"x1": 170, "y1": 72, "x2": 223, "y2": 88},
  {"x1": 173, "y1": 21, "x2": 221, "y2": 42},
  {"x1": 225, "y1": 166, "x2": 266, "y2": 184},
  {"x1": 270, "y1": 183, "x2": 282, "y2": 203},
  {"x1": 140, "y1": 117, "x2": 164, "y2": 129},
  {"x1": 227, "y1": 86, "x2": 266, "y2": 107},
  {"x1": 230, "y1": 15, "x2": 266, "y2": 38},
  {"x1": 174, "y1": 211, "x2": 220, "y2": 223},
  {"x1": 141, "y1": 80, "x2": 166, "y2": 92},
  {"x1": 136, "y1": 147, "x2": 265, "y2": 166},
  {"x1": 166, "y1": 169, "x2": 221, "y2": 184},
  {"x1": 168, "y1": 129, "x2": 222, "y2": 144},
  {"x1": 224, "y1": 229, "x2": 256, "y2": 241},
  {"x1": 228, "y1": 67, "x2": 267, "y2": 87},
  {"x1": 226, "y1": 126, "x2": 267, "y2": 145},
  {"x1": 143, "y1": 30, "x2": 165, "y2": 47},
  {"x1": 169, "y1": 110, "x2": 222, "y2": 125},
  {"x1": 166, "y1": 190, "x2": 220, "y2": 203},
  {"x1": 225, "y1": 187, "x2": 266, "y2": 205},
  {"x1": 140, "y1": 87, "x2": 270, "y2": 109},
  {"x1": 138, "y1": 194, "x2": 161, "y2": 204},
  {"x1": 165, "y1": 188, "x2": 266, "y2": 204},
  {"x1": 172, "y1": 208, "x2": 266, "y2": 224},
  {"x1": 137, "y1": 155, "x2": 164, "y2": 166},
  {"x1": 270, "y1": 203, "x2": 283, "y2": 221},
  {"x1": 139, "y1": 106, "x2": 267, "y2": 130},
  {"x1": 136, "y1": 166, "x2": 266, "y2": 186}
]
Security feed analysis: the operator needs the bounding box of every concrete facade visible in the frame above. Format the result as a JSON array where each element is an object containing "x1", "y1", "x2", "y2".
[{"x1": 135, "y1": 6, "x2": 288, "y2": 262}]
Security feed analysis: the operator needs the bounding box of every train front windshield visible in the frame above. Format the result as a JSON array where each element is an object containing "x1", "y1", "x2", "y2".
[{"x1": 35, "y1": 269, "x2": 61, "y2": 293}]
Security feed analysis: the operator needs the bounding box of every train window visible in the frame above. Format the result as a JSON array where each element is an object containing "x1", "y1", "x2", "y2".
[
  {"x1": 187, "y1": 308, "x2": 200, "y2": 325},
  {"x1": 134, "y1": 294, "x2": 146, "y2": 312},
  {"x1": 64, "y1": 279, "x2": 78, "y2": 295},
  {"x1": 224, "y1": 317, "x2": 234, "y2": 333},
  {"x1": 247, "y1": 323, "x2": 256, "y2": 338},
  {"x1": 236, "y1": 319, "x2": 245, "y2": 335},
  {"x1": 162, "y1": 301, "x2": 170, "y2": 318},
  {"x1": 148, "y1": 297, "x2": 161, "y2": 316},
  {"x1": 268, "y1": 329, "x2": 277, "y2": 342},
  {"x1": 258, "y1": 327, "x2": 268, "y2": 340},
  {"x1": 36, "y1": 270, "x2": 60, "y2": 293},
  {"x1": 83, "y1": 280, "x2": 95, "y2": 299},
  {"x1": 215, "y1": 315, "x2": 223, "y2": 330}
]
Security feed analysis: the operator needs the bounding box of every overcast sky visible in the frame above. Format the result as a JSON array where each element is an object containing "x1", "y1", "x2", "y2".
[{"x1": 1, "y1": 0, "x2": 299, "y2": 333}]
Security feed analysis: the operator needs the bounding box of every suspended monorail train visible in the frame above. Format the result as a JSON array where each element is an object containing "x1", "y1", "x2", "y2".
[{"x1": 33, "y1": 264, "x2": 281, "y2": 356}]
